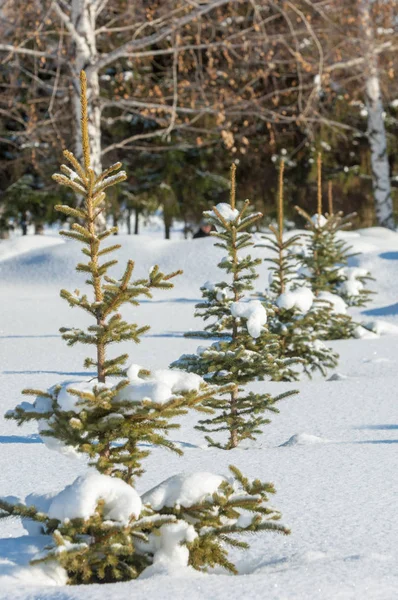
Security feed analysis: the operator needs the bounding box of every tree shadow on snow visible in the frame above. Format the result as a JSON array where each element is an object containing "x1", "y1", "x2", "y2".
[
  {"x1": 3, "y1": 370, "x2": 96, "y2": 377},
  {"x1": 0, "y1": 534, "x2": 52, "y2": 577},
  {"x1": 0, "y1": 435, "x2": 42, "y2": 444},
  {"x1": 139, "y1": 297, "x2": 199, "y2": 304},
  {"x1": 379, "y1": 251, "x2": 398, "y2": 261},
  {"x1": 145, "y1": 332, "x2": 187, "y2": 338},
  {"x1": 362, "y1": 302, "x2": 398, "y2": 316},
  {"x1": 0, "y1": 334, "x2": 60, "y2": 339},
  {"x1": 349, "y1": 439, "x2": 398, "y2": 445},
  {"x1": 361, "y1": 302, "x2": 398, "y2": 317},
  {"x1": 354, "y1": 424, "x2": 398, "y2": 431}
]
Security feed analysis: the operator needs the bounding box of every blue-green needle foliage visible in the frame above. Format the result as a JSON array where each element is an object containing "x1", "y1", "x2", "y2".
[
  {"x1": 257, "y1": 160, "x2": 338, "y2": 379},
  {"x1": 173, "y1": 165, "x2": 297, "y2": 449}
]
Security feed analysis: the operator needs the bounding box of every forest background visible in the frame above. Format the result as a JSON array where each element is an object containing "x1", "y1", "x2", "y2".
[{"x1": 1, "y1": 0, "x2": 398, "y2": 238}]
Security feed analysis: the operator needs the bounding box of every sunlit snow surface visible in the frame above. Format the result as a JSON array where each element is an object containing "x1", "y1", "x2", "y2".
[{"x1": 0, "y1": 226, "x2": 398, "y2": 599}]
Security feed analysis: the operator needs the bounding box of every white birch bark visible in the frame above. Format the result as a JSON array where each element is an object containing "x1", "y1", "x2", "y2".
[
  {"x1": 70, "y1": 1, "x2": 101, "y2": 175},
  {"x1": 359, "y1": 0, "x2": 394, "y2": 229}
]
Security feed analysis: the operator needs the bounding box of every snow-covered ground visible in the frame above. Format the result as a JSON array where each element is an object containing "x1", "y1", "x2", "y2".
[{"x1": 0, "y1": 227, "x2": 398, "y2": 599}]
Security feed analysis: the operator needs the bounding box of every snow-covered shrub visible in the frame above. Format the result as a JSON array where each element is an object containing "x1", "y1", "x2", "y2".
[
  {"x1": 140, "y1": 466, "x2": 290, "y2": 575},
  {"x1": 172, "y1": 164, "x2": 298, "y2": 448}
]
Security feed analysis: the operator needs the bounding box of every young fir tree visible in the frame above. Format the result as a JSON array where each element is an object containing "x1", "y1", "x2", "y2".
[
  {"x1": 257, "y1": 160, "x2": 338, "y2": 379},
  {"x1": 0, "y1": 73, "x2": 290, "y2": 584},
  {"x1": 295, "y1": 154, "x2": 373, "y2": 339},
  {"x1": 172, "y1": 165, "x2": 297, "y2": 449}
]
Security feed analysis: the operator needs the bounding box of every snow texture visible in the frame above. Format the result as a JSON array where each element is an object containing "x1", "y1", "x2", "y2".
[
  {"x1": 317, "y1": 291, "x2": 347, "y2": 314},
  {"x1": 0, "y1": 235, "x2": 64, "y2": 264},
  {"x1": 205, "y1": 203, "x2": 239, "y2": 231},
  {"x1": 338, "y1": 267, "x2": 369, "y2": 297},
  {"x1": 230, "y1": 300, "x2": 267, "y2": 338},
  {"x1": 19, "y1": 472, "x2": 142, "y2": 529},
  {"x1": 139, "y1": 521, "x2": 197, "y2": 578},
  {"x1": 363, "y1": 320, "x2": 398, "y2": 336},
  {"x1": 310, "y1": 214, "x2": 327, "y2": 228},
  {"x1": 142, "y1": 472, "x2": 225, "y2": 510},
  {"x1": 118, "y1": 365, "x2": 203, "y2": 405},
  {"x1": 280, "y1": 433, "x2": 329, "y2": 447},
  {"x1": 57, "y1": 379, "x2": 101, "y2": 413},
  {"x1": 10, "y1": 388, "x2": 81, "y2": 458},
  {"x1": 2, "y1": 226, "x2": 398, "y2": 598},
  {"x1": 276, "y1": 286, "x2": 314, "y2": 313},
  {"x1": 354, "y1": 326, "x2": 379, "y2": 340}
]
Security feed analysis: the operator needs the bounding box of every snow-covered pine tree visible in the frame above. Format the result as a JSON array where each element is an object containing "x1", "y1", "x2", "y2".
[
  {"x1": 257, "y1": 160, "x2": 338, "y2": 379},
  {"x1": 295, "y1": 154, "x2": 373, "y2": 339},
  {"x1": 0, "y1": 73, "x2": 290, "y2": 584},
  {"x1": 172, "y1": 164, "x2": 297, "y2": 448},
  {"x1": 297, "y1": 155, "x2": 373, "y2": 308}
]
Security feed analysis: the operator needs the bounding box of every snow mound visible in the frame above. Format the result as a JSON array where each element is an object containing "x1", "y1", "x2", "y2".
[
  {"x1": 0, "y1": 235, "x2": 64, "y2": 264},
  {"x1": 276, "y1": 287, "x2": 314, "y2": 313},
  {"x1": 142, "y1": 472, "x2": 225, "y2": 510},
  {"x1": 318, "y1": 291, "x2": 347, "y2": 314},
  {"x1": 311, "y1": 214, "x2": 327, "y2": 228},
  {"x1": 327, "y1": 373, "x2": 350, "y2": 381},
  {"x1": 139, "y1": 521, "x2": 198, "y2": 578},
  {"x1": 119, "y1": 365, "x2": 204, "y2": 405},
  {"x1": 23, "y1": 472, "x2": 141, "y2": 528},
  {"x1": 57, "y1": 379, "x2": 103, "y2": 413},
  {"x1": 205, "y1": 203, "x2": 239, "y2": 230},
  {"x1": 338, "y1": 267, "x2": 369, "y2": 297},
  {"x1": 362, "y1": 320, "x2": 398, "y2": 336},
  {"x1": 202, "y1": 280, "x2": 215, "y2": 292},
  {"x1": 357, "y1": 226, "x2": 398, "y2": 240},
  {"x1": 280, "y1": 433, "x2": 329, "y2": 447},
  {"x1": 230, "y1": 300, "x2": 267, "y2": 338},
  {"x1": 354, "y1": 326, "x2": 379, "y2": 340},
  {"x1": 0, "y1": 561, "x2": 67, "y2": 587},
  {"x1": 9, "y1": 386, "x2": 82, "y2": 458}
]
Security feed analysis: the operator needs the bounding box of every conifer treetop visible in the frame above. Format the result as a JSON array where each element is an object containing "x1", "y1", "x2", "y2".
[
  {"x1": 293, "y1": 151, "x2": 374, "y2": 322},
  {"x1": 52, "y1": 71, "x2": 182, "y2": 383}
]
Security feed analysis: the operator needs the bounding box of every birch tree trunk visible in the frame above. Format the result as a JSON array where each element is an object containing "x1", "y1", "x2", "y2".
[
  {"x1": 359, "y1": 0, "x2": 394, "y2": 229},
  {"x1": 70, "y1": 0, "x2": 105, "y2": 229},
  {"x1": 71, "y1": 1, "x2": 101, "y2": 175}
]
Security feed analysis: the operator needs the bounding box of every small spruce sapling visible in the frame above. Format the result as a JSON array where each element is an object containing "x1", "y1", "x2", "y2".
[
  {"x1": 295, "y1": 154, "x2": 370, "y2": 339},
  {"x1": 257, "y1": 160, "x2": 338, "y2": 379},
  {"x1": 172, "y1": 165, "x2": 297, "y2": 448},
  {"x1": 0, "y1": 74, "x2": 290, "y2": 583},
  {"x1": 296, "y1": 154, "x2": 373, "y2": 308}
]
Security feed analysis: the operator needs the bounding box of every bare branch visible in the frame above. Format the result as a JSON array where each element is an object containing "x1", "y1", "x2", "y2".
[
  {"x1": 325, "y1": 42, "x2": 398, "y2": 73},
  {"x1": 51, "y1": 0, "x2": 89, "y2": 56},
  {"x1": 0, "y1": 44, "x2": 58, "y2": 60},
  {"x1": 94, "y1": 0, "x2": 241, "y2": 71}
]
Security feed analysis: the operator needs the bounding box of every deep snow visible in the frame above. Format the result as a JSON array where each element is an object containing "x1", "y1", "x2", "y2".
[{"x1": 0, "y1": 227, "x2": 398, "y2": 599}]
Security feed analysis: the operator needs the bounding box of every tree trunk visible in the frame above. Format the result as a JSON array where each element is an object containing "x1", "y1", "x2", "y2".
[
  {"x1": 359, "y1": 0, "x2": 394, "y2": 229},
  {"x1": 134, "y1": 207, "x2": 140, "y2": 235},
  {"x1": 126, "y1": 208, "x2": 132, "y2": 235},
  {"x1": 71, "y1": 0, "x2": 106, "y2": 230},
  {"x1": 229, "y1": 388, "x2": 239, "y2": 449},
  {"x1": 112, "y1": 212, "x2": 118, "y2": 234},
  {"x1": 164, "y1": 219, "x2": 171, "y2": 240}
]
